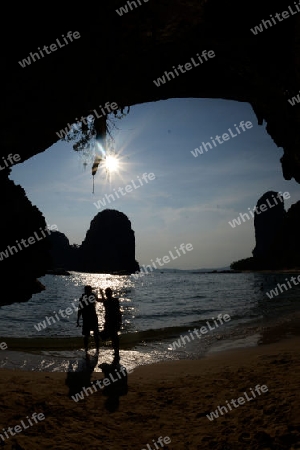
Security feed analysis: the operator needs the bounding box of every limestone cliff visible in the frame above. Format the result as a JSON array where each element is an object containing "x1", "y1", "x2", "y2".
[
  {"x1": 80, "y1": 209, "x2": 139, "y2": 274},
  {"x1": 231, "y1": 192, "x2": 300, "y2": 270},
  {"x1": 48, "y1": 210, "x2": 139, "y2": 274},
  {"x1": 252, "y1": 191, "x2": 286, "y2": 259},
  {"x1": 0, "y1": 177, "x2": 51, "y2": 305}
]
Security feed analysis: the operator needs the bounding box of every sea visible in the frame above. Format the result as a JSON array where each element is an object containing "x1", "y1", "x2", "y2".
[{"x1": 0, "y1": 271, "x2": 300, "y2": 373}]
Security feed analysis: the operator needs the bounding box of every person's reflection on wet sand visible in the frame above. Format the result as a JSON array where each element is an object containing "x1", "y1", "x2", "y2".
[
  {"x1": 65, "y1": 358, "x2": 128, "y2": 411},
  {"x1": 99, "y1": 362, "x2": 128, "y2": 412},
  {"x1": 65, "y1": 354, "x2": 98, "y2": 399}
]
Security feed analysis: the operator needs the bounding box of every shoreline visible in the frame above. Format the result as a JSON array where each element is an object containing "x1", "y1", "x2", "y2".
[
  {"x1": 239, "y1": 269, "x2": 300, "y2": 274},
  {"x1": 0, "y1": 335, "x2": 299, "y2": 449},
  {"x1": 1, "y1": 312, "x2": 300, "y2": 374}
]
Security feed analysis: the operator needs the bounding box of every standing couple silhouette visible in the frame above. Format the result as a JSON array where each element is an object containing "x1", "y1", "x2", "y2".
[{"x1": 77, "y1": 285, "x2": 122, "y2": 364}]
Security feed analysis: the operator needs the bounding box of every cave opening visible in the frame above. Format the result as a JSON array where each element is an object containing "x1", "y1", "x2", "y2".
[{"x1": 9, "y1": 97, "x2": 299, "y2": 276}]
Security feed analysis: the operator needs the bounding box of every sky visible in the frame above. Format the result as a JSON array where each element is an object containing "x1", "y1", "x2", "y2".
[{"x1": 10, "y1": 98, "x2": 299, "y2": 270}]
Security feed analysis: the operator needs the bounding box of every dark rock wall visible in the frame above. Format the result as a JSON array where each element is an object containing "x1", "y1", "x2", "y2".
[{"x1": 0, "y1": 175, "x2": 51, "y2": 305}]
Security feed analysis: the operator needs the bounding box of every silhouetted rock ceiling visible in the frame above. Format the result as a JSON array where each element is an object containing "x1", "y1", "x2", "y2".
[
  {"x1": 2, "y1": 0, "x2": 300, "y2": 301},
  {"x1": 4, "y1": 0, "x2": 300, "y2": 179}
]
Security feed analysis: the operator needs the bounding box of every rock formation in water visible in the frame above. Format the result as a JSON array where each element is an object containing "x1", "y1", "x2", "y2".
[
  {"x1": 279, "y1": 201, "x2": 300, "y2": 268},
  {"x1": 47, "y1": 231, "x2": 76, "y2": 272},
  {"x1": 79, "y1": 209, "x2": 139, "y2": 274},
  {"x1": 252, "y1": 191, "x2": 286, "y2": 259},
  {"x1": 231, "y1": 192, "x2": 300, "y2": 270},
  {"x1": 48, "y1": 210, "x2": 139, "y2": 274}
]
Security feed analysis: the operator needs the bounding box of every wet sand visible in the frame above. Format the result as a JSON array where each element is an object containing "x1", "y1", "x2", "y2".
[{"x1": 0, "y1": 335, "x2": 299, "y2": 449}]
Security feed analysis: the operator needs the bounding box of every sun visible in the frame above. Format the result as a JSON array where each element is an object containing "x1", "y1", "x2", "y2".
[{"x1": 104, "y1": 154, "x2": 119, "y2": 173}]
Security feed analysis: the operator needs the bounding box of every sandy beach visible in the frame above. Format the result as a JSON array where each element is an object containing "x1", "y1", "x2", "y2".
[{"x1": 0, "y1": 336, "x2": 299, "y2": 450}]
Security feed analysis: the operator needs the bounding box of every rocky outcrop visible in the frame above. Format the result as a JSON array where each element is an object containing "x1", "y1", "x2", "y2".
[
  {"x1": 279, "y1": 201, "x2": 300, "y2": 267},
  {"x1": 252, "y1": 191, "x2": 286, "y2": 259},
  {"x1": 80, "y1": 209, "x2": 139, "y2": 274},
  {"x1": 231, "y1": 193, "x2": 300, "y2": 270},
  {"x1": 47, "y1": 231, "x2": 76, "y2": 271},
  {"x1": 47, "y1": 210, "x2": 139, "y2": 274}
]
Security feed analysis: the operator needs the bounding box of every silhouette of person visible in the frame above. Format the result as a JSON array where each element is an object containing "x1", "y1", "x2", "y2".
[
  {"x1": 77, "y1": 285, "x2": 100, "y2": 354},
  {"x1": 99, "y1": 287, "x2": 122, "y2": 364}
]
